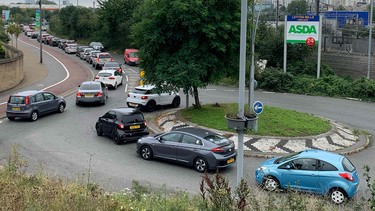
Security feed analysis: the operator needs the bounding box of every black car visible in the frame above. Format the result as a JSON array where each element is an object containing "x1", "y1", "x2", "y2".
[
  {"x1": 136, "y1": 127, "x2": 237, "y2": 172},
  {"x1": 95, "y1": 108, "x2": 149, "y2": 145}
]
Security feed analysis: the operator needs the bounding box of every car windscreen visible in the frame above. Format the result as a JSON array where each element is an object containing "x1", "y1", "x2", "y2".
[
  {"x1": 274, "y1": 151, "x2": 302, "y2": 164},
  {"x1": 342, "y1": 157, "x2": 356, "y2": 172},
  {"x1": 129, "y1": 52, "x2": 138, "y2": 58},
  {"x1": 122, "y1": 114, "x2": 144, "y2": 124},
  {"x1": 98, "y1": 73, "x2": 112, "y2": 77},
  {"x1": 9, "y1": 96, "x2": 25, "y2": 104},
  {"x1": 204, "y1": 134, "x2": 230, "y2": 145},
  {"x1": 80, "y1": 83, "x2": 100, "y2": 90}
]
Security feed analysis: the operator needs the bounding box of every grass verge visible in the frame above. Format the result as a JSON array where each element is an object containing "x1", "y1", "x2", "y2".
[{"x1": 179, "y1": 103, "x2": 331, "y2": 137}]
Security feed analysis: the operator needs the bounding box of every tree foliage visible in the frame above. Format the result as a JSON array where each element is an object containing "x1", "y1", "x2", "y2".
[
  {"x1": 6, "y1": 23, "x2": 22, "y2": 49},
  {"x1": 131, "y1": 0, "x2": 241, "y2": 108},
  {"x1": 96, "y1": 0, "x2": 142, "y2": 49},
  {"x1": 287, "y1": 0, "x2": 308, "y2": 15}
]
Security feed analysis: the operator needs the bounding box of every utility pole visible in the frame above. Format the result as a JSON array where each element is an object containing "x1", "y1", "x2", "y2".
[
  {"x1": 368, "y1": 0, "x2": 373, "y2": 79},
  {"x1": 276, "y1": 0, "x2": 279, "y2": 29},
  {"x1": 39, "y1": 0, "x2": 42, "y2": 64},
  {"x1": 316, "y1": 0, "x2": 319, "y2": 15}
]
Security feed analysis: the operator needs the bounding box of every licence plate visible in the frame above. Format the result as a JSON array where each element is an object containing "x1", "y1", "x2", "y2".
[
  {"x1": 12, "y1": 107, "x2": 20, "y2": 111},
  {"x1": 227, "y1": 157, "x2": 235, "y2": 164},
  {"x1": 129, "y1": 103, "x2": 138, "y2": 107},
  {"x1": 130, "y1": 125, "x2": 140, "y2": 129},
  {"x1": 85, "y1": 94, "x2": 94, "y2": 98}
]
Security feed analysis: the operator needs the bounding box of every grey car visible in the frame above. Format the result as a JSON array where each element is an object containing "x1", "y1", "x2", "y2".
[
  {"x1": 75, "y1": 81, "x2": 108, "y2": 106},
  {"x1": 136, "y1": 127, "x2": 237, "y2": 172},
  {"x1": 6, "y1": 90, "x2": 66, "y2": 121}
]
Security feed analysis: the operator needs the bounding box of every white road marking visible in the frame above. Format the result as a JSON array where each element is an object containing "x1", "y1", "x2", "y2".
[
  {"x1": 125, "y1": 84, "x2": 128, "y2": 93},
  {"x1": 205, "y1": 89, "x2": 216, "y2": 91},
  {"x1": 225, "y1": 90, "x2": 236, "y2": 92}
]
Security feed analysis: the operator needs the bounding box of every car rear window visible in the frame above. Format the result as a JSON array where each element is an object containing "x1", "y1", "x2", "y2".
[
  {"x1": 104, "y1": 63, "x2": 118, "y2": 68},
  {"x1": 129, "y1": 52, "x2": 138, "y2": 58},
  {"x1": 98, "y1": 73, "x2": 112, "y2": 77},
  {"x1": 132, "y1": 88, "x2": 151, "y2": 94},
  {"x1": 204, "y1": 134, "x2": 229, "y2": 145},
  {"x1": 99, "y1": 54, "x2": 111, "y2": 59},
  {"x1": 9, "y1": 96, "x2": 26, "y2": 104},
  {"x1": 342, "y1": 157, "x2": 355, "y2": 172},
  {"x1": 80, "y1": 83, "x2": 100, "y2": 90},
  {"x1": 122, "y1": 114, "x2": 144, "y2": 124}
]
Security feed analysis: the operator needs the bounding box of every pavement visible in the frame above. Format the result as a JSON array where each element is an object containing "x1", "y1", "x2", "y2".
[{"x1": 2, "y1": 35, "x2": 372, "y2": 158}]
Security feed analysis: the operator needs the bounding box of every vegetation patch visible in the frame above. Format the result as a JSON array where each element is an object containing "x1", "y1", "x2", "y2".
[{"x1": 179, "y1": 103, "x2": 331, "y2": 137}]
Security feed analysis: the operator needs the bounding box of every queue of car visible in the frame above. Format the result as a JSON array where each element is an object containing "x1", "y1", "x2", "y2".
[{"x1": 7, "y1": 27, "x2": 361, "y2": 204}]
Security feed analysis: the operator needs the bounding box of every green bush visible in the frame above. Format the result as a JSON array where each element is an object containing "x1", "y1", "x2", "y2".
[
  {"x1": 0, "y1": 44, "x2": 5, "y2": 59},
  {"x1": 288, "y1": 61, "x2": 335, "y2": 77},
  {"x1": 258, "y1": 67, "x2": 294, "y2": 92}
]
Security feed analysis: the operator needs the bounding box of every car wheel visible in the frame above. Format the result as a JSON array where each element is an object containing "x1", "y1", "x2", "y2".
[
  {"x1": 263, "y1": 176, "x2": 279, "y2": 191},
  {"x1": 7, "y1": 117, "x2": 15, "y2": 121},
  {"x1": 140, "y1": 146, "x2": 153, "y2": 160},
  {"x1": 146, "y1": 100, "x2": 156, "y2": 112},
  {"x1": 57, "y1": 103, "x2": 65, "y2": 113},
  {"x1": 172, "y1": 96, "x2": 181, "y2": 108},
  {"x1": 30, "y1": 111, "x2": 38, "y2": 121},
  {"x1": 329, "y1": 188, "x2": 346, "y2": 204},
  {"x1": 95, "y1": 123, "x2": 103, "y2": 136},
  {"x1": 112, "y1": 132, "x2": 123, "y2": 145},
  {"x1": 194, "y1": 157, "x2": 208, "y2": 173}
]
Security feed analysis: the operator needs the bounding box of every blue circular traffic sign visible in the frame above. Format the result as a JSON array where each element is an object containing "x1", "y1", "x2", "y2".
[{"x1": 253, "y1": 101, "x2": 263, "y2": 114}]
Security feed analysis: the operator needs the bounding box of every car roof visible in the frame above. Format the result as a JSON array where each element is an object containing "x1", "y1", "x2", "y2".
[
  {"x1": 298, "y1": 149, "x2": 343, "y2": 161},
  {"x1": 109, "y1": 108, "x2": 142, "y2": 115},
  {"x1": 134, "y1": 85, "x2": 155, "y2": 90},
  {"x1": 174, "y1": 127, "x2": 218, "y2": 138},
  {"x1": 11, "y1": 90, "x2": 42, "y2": 96},
  {"x1": 81, "y1": 81, "x2": 101, "y2": 85},
  {"x1": 98, "y1": 69, "x2": 116, "y2": 74}
]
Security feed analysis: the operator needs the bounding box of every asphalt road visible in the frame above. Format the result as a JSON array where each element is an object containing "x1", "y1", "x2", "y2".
[{"x1": 0, "y1": 35, "x2": 374, "y2": 198}]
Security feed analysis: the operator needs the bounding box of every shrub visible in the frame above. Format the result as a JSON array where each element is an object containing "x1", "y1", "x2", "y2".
[
  {"x1": 0, "y1": 44, "x2": 5, "y2": 59},
  {"x1": 258, "y1": 67, "x2": 294, "y2": 92},
  {"x1": 288, "y1": 61, "x2": 335, "y2": 77}
]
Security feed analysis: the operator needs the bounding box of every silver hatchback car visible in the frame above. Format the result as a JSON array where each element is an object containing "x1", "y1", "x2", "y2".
[
  {"x1": 75, "y1": 81, "x2": 108, "y2": 106},
  {"x1": 6, "y1": 90, "x2": 66, "y2": 121},
  {"x1": 136, "y1": 127, "x2": 237, "y2": 172}
]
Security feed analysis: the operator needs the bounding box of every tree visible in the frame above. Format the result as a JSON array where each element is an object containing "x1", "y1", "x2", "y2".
[
  {"x1": 287, "y1": 0, "x2": 308, "y2": 15},
  {"x1": 6, "y1": 23, "x2": 22, "y2": 49},
  {"x1": 0, "y1": 21, "x2": 10, "y2": 44},
  {"x1": 96, "y1": 0, "x2": 142, "y2": 49},
  {"x1": 131, "y1": 0, "x2": 241, "y2": 108}
]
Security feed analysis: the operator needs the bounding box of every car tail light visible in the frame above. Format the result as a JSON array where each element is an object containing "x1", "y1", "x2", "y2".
[
  {"x1": 127, "y1": 93, "x2": 130, "y2": 97},
  {"x1": 144, "y1": 120, "x2": 147, "y2": 126},
  {"x1": 76, "y1": 92, "x2": 82, "y2": 97},
  {"x1": 117, "y1": 123, "x2": 124, "y2": 129},
  {"x1": 339, "y1": 173, "x2": 354, "y2": 181},
  {"x1": 110, "y1": 58, "x2": 113, "y2": 61},
  {"x1": 96, "y1": 92, "x2": 103, "y2": 97},
  {"x1": 95, "y1": 76, "x2": 99, "y2": 79},
  {"x1": 96, "y1": 58, "x2": 99, "y2": 63},
  {"x1": 108, "y1": 76, "x2": 115, "y2": 80},
  {"x1": 141, "y1": 96, "x2": 148, "y2": 100},
  {"x1": 211, "y1": 147, "x2": 225, "y2": 153},
  {"x1": 118, "y1": 68, "x2": 122, "y2": 73},
  {"x1": 25, "y1": 96, "x2": 30, "y2": 105}
]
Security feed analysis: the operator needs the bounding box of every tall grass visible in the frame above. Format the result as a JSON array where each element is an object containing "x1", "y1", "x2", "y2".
[{"x1": 0, "y1": 146, "x2": 373, "y2": 210}]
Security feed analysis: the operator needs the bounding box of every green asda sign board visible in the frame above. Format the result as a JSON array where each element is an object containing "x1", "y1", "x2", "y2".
[
  {"x1": 286, "y1": 15, "x2": 319, "y2": 44},
  {"x1": 35, "y1": 9, "x2": 40, "y2": 29}
]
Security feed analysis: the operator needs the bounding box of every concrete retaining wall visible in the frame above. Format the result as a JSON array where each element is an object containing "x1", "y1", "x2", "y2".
[{"x1": 0, "y1": 43, "x2": 24, "y2": 93}]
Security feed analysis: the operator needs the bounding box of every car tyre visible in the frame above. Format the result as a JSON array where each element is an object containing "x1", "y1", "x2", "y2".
[
  {"x1": 7, "y1": 117, "x2": 15, "y2": 121},
  {"x1": 30, "y1": 111, "x2": 38, "y2": 121},
  {"x1": 263, "y1": 176, "x2": 279, "y2": 192},
  {"x1": 57, "y1": 103, "x2": 65, "y2": 113},
  {"x1": 112, "y1": 132, "x2": 123, "y2": 145},
  {"x1": 95, "y1": 123, "x2": 103, "y2": 136},
  {"x1": 146, "y1": 100, "x2": 156, "y2": 112},
  {"x1": 172, "y1": 96, "x2": 181, "y2": 108},
  {"x1": 194, "y1": 157, "x2": 208, "y2": 173},
  {"x1": 329, "y1": 188, "x2": 346, "y2": 204},
  {"x1": 140, "y1": 146, "x2": 153, "y2": 160}
]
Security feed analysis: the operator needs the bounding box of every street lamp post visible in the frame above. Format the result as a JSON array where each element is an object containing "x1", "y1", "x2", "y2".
[
  {"x1": 368, "y1": 0, "x2": 373, "y2": 79},
  {"x1": 39, "y1": 0, "x2": 42, "y2": 64}
]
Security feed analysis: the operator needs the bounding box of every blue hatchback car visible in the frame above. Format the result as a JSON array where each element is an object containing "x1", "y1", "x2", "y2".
[{"x1": 255, "y1": 149, "x2": 359, "y2": 204}]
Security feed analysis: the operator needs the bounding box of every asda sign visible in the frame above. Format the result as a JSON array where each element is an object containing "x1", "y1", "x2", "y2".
[{"x1": 286, "y1": 15, "x2": 319, "y2": 44}]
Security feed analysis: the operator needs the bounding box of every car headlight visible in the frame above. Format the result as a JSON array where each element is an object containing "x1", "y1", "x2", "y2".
[{"x1": 257, "y1": 166, "x2": 267, "y2": 171}]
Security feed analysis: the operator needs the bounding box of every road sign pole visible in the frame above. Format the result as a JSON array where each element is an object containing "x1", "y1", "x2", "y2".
[{"x1": 317, "y1": 14, "x2": 322, "y2": 79}]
